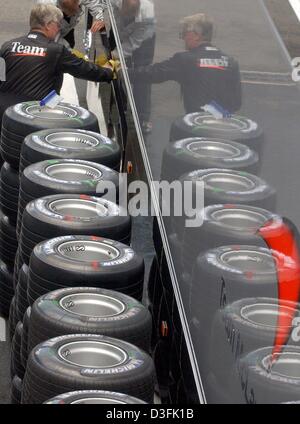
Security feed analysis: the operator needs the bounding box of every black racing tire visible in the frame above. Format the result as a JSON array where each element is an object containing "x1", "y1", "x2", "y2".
[
  {"x1": 44, "y1": 390, "x2": 147, "y2": 404},
  {"x1": 8, "y1": 296, "x2": 17, "y2": 341},
  {"x1": 1, "y1": 101, "x2": 97, "y2": 170},
  {"x1": 238, "y1": 346, "x2": 300, "y2": 404},
  {"x1": 169, "y1": 113, "x2": 263, "y2": 155},
  {"x1": 21, "y1": 306, "x2": 31, "y2": 369},
  {"x1": 189, "y1": 246, "x2": 284, "y2": 357},
  {"x1": 179, "y1": 168, "x2": 276, "y2": 211},
  {"x1": 0, "y1": 260, "x2": 14, "y2": 317},
  {"x1": 28, "y1": 236, "x2": 144, "y2": 303},
  {"x1": 20, "y1": 129, "x2": 121, "y2": 172},
  {"x1": 28, "y1": 287, "x2": 152, "y2": 353},
  {"x1": 18, "y1": 159, "x2": 120, "y2": 237},
  {"x1": 27, "y1": 270, "x2": 144, "y2": 305},
  {"x1": 11, "y1": 375, "x2": 23, "y2": 405},
  {"x1": 1, "y1": 162, "x2": 19, "y2": 191},
  {"x1": 181, "y1": 204, "x2": 281, "y2": 272},
  {"x1": 20, "y1": 195, "x2": 131, "y2": 265},
  {"x1": 15, "y1": 264, "x2": 29, "y2": 322},
  {"x1": 2, "y1": 101, "x2": 99, "y2": 135},
  {"x1": 11, "y1": 321, "x2": 25, "y2": 380},
  {"x1": 161, "y1": 137, "x2": 259, "y2": 182},
  {"x1": 209, "y1": 298, "x2": 300, "y2": 396},
  {"x1": 22, "y1": 334, "x2": 155, "y2": 404}
]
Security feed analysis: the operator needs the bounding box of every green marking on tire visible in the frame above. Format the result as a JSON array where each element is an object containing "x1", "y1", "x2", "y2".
[
  {"x1": 47, "y1": 160, "x2": 60, "y2": 165},
  {"x1": 83, "y1": 180, "x2": 98, "y2": 187},
  {"x1": 211, "y1": 187, "x2": 224, "y2": 193}
]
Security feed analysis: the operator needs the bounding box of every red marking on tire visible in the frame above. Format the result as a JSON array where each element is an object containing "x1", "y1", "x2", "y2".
[
  {"x1": 63, "y1": 215, "x2": 74, "y2": 222},
  {"x1": 80, "y1": 195, "x2": 91, "y2": 201},
  {"x1": 91, "y1": 261, "x2": 100, "y2": 270},
  {"x1": 258, "y1": 219, "x2": 300, "y2": 363},
  {"x1": 91, "y1": 235, "x2": 100, "y2": 241},
  {"x1": 244, "y1": 271, "x2": 254, "y2": 280}
]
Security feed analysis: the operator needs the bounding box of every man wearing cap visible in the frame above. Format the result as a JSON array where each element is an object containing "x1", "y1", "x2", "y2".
[
  {"x1": 132, "y1": 13, "x2": 241, "y2": 114},
  {"x1": 0, "y1": 4, "x2": 113, "y2": 126}
]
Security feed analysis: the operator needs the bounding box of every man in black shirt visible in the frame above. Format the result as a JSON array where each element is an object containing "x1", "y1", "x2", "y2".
[
  {"x1": 132, "y1": 13, "x2": 241, "y2": 114},
  {"x1": 0, "y1": 4, "x2": 113, "y2": 125}
]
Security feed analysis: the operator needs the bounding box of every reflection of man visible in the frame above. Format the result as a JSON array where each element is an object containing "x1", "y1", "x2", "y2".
[
  {"x1": 0, "y1": 4, "x2": 113, "y2": 126},
  {"x1": 132, "y1": 14, "x2": 241, "y2": 114},
  {"x1": 109, "y1": 0, "x2": 156, "y2": 133},
  {"x1": 38, "y1": 0, "x2": 106, "y2": 47}
]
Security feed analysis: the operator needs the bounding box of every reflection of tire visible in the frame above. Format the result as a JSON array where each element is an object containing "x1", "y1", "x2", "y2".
[
  {"x1": 170, "y1": 113, "x2": 263, "y2": 155},
  {"x1": 8, "y1": 296, "x2": 17, "y2": 341},
  {"x1": 28, "y1": 287, "x2": 152, "y2": 353},
  {"x1": 15, "y1": 264, "x2": 29, "y2": 322},
  {"x1": 17, "y1": 159, "x2": 120, "y2": 236},
  {"x1": 0, "y1": 260, "x2": 14, "y2": 317},
  {"x1": 22, "y1": 334, "x2": 155, "y2": 404},
  {"x1": 209, "y1": 298, "x2": 300, "y2": 398},
  {"x1": 28, "y1": 236, "x2": 145, "y2": 304},
  {"x1": 11, "y1": 376, "x2": 23, "y2": 405},
  {"x1": 11, "y1": 322, "x2": 25, "y2": 380},
  {"x1": 0, "y1": 213, "x2": 18, "y2": 269},
  {"x1": 20, "y1": 195, "x2": 131, "y2": 265},
  {"x1": 21, "y1": 307, "x2": 31, "y2": 369},
  {"x1": 1, "y1": 102, "x2": 99, "y2": 169},
  {"x1": 162, "y1": 137, "x2": 259, "y2": 182},
  {"x1": 44, "y1": 390, "x2": 147, "y2": 404},
  {"x1": 189, "y1": 246, "x2": 282, "y2": 358},
  {"x1": 153, "y1": 339, "x2": 172, "y2": 393},
  {"x1": 0, "y1": 163, "x2": 19, "y2": 224},
  {"x1": 13, "y1": 248, "x2": 22, "y2": 292},
  {"x1": 238, "y1": 346, "x2": 300, "y2": 403},
  {"x1": 180, "y1": 168, "x2": 276, "y2": 211},
  {"x1": 181, "y1": 204, "x2": 280, "y2": 271},
  {"x1": 20, "y1": 129, "x2": 121, "y2": 172}
]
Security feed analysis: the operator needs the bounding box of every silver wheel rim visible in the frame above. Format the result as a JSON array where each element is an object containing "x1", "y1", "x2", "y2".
[
  {"x1": 59, "y1": 293, "x2": 125, "y2": 317},
  {"x1": 45, "y1": 132, "x2": 100, "y2": 149},
  {"x1": 220, "y1": 250, "x2": 275, "y2": 273},
  {"x1": 211, "y1": 208, "x2": 268, "y2": 231},
  {"x1": 49, "y1": 198, "x2": 108, "y2": 218},
  {"x1": 202, "y1": 172, "x2": 255, "y2": 192},
  {"x1": 71, "y1": 398, "x2": 126, "y2": 404},
  {"x1": 194, "y1": 115, "x2": 248, "y2": 131},
  {"x1": 58, "y1": 341, "x2": 128, "y2": 368},
  {"x1": 25, "y1": 105, "x2": 77, "y2": 119},
  {"x1": 58, "y1": 240, "x2": 120, "y2": 262},
  {"x1": 186, "y1": 140, "x2": 241, "y2": 159},
  {"x1": 45, "y1": 163, "x2": 102, "y2": 182},
  {"x1": 262, "y1": 352, "x2": 300, "y2": 379},
  {"x1": 241, "y1": 303, "x2": 296, "y2": 328}
]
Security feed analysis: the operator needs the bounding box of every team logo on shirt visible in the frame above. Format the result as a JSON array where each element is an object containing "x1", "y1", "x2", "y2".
[
  {"x1": 10, "y1": 41, "x2": 47, "y2": 57},
  {"x1": 198, "y1": 56, "x2": 229, "y2": 70}
]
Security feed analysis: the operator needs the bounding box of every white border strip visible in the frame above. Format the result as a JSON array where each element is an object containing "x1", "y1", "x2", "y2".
[{"x1": 289, "y1": 0, "x2": 300, "y2": 22}]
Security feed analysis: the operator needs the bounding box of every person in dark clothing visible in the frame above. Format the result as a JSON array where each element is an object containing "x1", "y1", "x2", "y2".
[
  {"x1": 132, "y1": 13, "x2": 241, "y2": 114},
  {"x1": 0, "y1": 3, "x2": 113, "y2": 126}
]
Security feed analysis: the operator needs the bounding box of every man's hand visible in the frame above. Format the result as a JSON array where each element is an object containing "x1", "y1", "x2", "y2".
[{"x1": 91, "y1": 20, "x2": 106, "y2": 33}]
